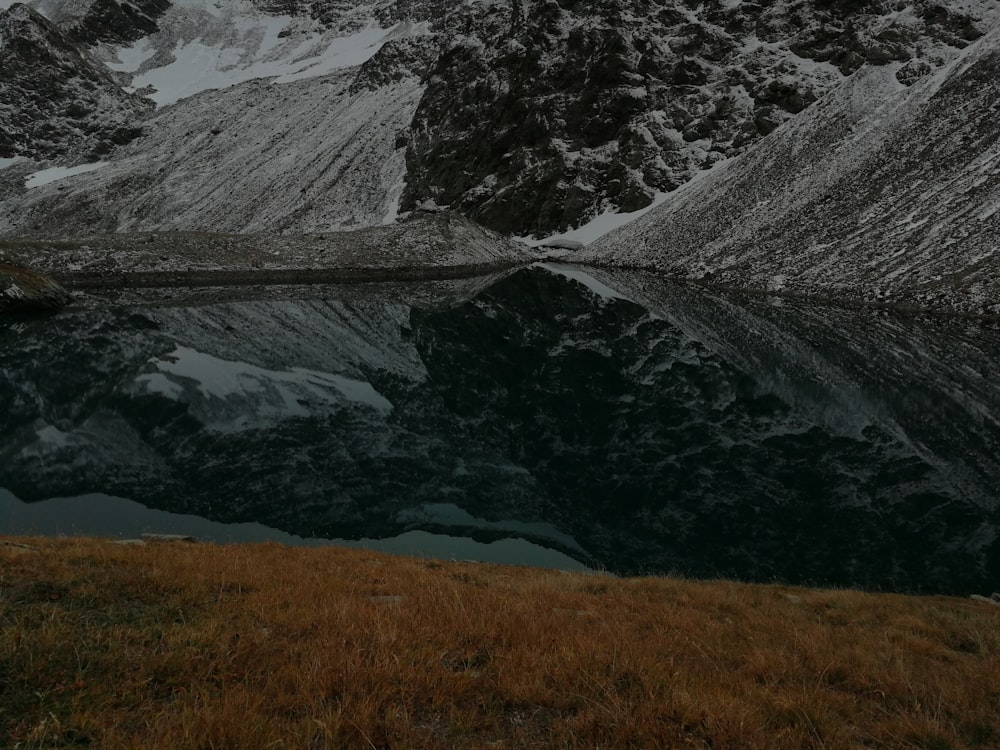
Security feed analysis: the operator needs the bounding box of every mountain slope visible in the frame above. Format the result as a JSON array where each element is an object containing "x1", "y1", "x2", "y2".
[
  {"x1": 2, "y1": 73, "x2": 422, "y2": 234},
  {"x1": 581, "y1": 17, "x2": 1000, "y2": 315}
]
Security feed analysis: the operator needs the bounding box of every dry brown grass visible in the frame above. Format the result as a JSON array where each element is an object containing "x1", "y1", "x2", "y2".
[{"x1": 1, "y1": 537, "x2": 998, "y2": 749}]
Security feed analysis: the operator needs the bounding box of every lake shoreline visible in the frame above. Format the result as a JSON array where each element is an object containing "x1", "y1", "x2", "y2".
[
  {"x1": 2, "y1": 220, "x2": 997, "y2": 320},
  {"x1": 577, "y1": 259, "x2": 1000, "y2": 323},
  {"x1": 0, "y1": 212, "x2": 537, "y2": 309}
]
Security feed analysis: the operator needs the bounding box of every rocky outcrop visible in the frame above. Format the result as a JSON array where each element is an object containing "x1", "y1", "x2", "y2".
[
  {"x1": 400, "y1": 0, "x2": 992, "y2": 235},
  {"x1": 66, "y1": 0, "x2": 171, "y2": 46},
  {"x1": 0, "y1": 4, "x2": 151, "y2": 160},
  {"x1": 0, "y1": 262, "x2": 72, "y2": 312}
]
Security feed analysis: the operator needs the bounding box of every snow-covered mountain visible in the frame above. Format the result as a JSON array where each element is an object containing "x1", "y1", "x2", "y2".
[
  {"x1": 0, "y1": 0, "x2": 435, "y2": 232},
  {"x1": 1, "y1": 0, "x2": 994, "y2": 240}
]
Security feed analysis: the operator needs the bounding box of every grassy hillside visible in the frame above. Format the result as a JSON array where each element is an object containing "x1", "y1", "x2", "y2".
[{"x1": 2, "y1": 537, "x2": 998, "y2": 748}]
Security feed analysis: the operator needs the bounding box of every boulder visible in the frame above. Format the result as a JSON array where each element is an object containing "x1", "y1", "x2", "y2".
[{"x1": 0, "y1": 262, "x2": 72, "y2": 313}]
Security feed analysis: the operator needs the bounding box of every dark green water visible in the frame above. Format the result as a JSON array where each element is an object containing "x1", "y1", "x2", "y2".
[{"x1": 2, "y1": 264, "x2": 999, "y2": 594}]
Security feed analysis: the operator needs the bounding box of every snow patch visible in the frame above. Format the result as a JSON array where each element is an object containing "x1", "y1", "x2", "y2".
[
  {"x1": 519, "y1": 163, "x2": 728, "y2": 248},
  {"x1": 516, "y1": 192, "x2": 670, "y2": 248},
  {"x1": 0, "y1": 156, "x2": 25, "y2": 171},
  {"x1": 123, "y1": 22, "x2": 397, "y2": 106},
  {"x1": 106, "y1": 38, "x2": 156, "y2": 73},
  {"x1": 24, "y1": 162, "x2": 109, "y2": 188}
]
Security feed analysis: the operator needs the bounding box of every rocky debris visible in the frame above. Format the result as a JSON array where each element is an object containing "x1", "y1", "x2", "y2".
[
  {"x1": 581, "y1": 23, "x2": 1000, "y2": 317},
  {"x1": 895, "y1": 58, "x2": 934, "y2": 85},
  {"x1": 0, "y1": 4, "x2": 151, "y2": 161},
  {"x1": 0, "y1": 211, "x2": 530, "y2": 285},
  {"x1": 0, "y1": 262, "x2": 73, "y2": 313},
  {"x1": 1, "y1": 71, "x2": 424, "y2": 236}
]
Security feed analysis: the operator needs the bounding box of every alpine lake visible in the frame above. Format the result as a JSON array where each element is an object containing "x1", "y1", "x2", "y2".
[{"x1": 2, "y1": 263, "x2": 999, "y2": 596}]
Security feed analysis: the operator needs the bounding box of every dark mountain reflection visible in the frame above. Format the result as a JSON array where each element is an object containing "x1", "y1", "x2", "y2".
[{"x1": 2, "y1": 266, "x2": 998, "y2": 594}]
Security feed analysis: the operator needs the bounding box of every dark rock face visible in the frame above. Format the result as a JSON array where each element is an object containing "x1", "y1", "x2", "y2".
[
  {"x1": 350, "y1": 36, "x2": 441, "y2": 93},
  {"x1": 399, "y1": 0, "x2": 988, "y2": 236},
  {"x1": 0, "y1": 263, "x2": 72, "y2": 313},
  {"x1": 0, "y1": 4, "x2": 151, "y2": 160},
  {"x1": 67, "y1": 0, "x2": 171, "y2": 46}
]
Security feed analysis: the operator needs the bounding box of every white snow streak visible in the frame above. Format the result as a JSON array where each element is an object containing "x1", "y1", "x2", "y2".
[
  {"x1": 520, "y1": 160, "x2": 731, "y2": 248},
  {"x1": 516, "y1": 194, "x2": 669, "y2": 248},
  {"x1": 24, "y1": 162, "x2": 109, "y2": 188}
]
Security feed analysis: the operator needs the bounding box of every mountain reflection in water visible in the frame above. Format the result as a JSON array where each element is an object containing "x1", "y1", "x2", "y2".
[{"x1": 1, "y1": 265, "x2": 998, "y2": 594}]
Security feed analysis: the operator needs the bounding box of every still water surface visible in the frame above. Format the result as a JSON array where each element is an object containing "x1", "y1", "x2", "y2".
[{"x1": 2, "y1": 265, "x2": 999, "y2": 594}]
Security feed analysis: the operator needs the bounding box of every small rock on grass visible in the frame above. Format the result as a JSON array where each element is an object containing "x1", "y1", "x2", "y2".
[
  {"x1": 140, "y1": 533, "x2": 198, "y2": 543},
  {"x1": 969, "y1": 594, "x2": 1000, "y2": 605}
]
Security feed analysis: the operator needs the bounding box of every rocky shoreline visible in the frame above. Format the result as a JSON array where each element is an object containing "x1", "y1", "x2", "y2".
[{"x1": 0, "y1": 211, "x2": 535, "y2": 310}]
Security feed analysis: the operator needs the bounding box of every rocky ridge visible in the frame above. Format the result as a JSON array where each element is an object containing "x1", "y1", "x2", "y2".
[
  {"x1": 0, "y1": 3, "x2": 151, "y2": 160},
  {"x1": 580, "y1": 15, "x2": 1000, "y2": 316}
]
